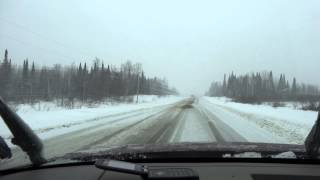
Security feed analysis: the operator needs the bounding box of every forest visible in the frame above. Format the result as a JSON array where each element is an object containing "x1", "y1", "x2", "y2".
[
  {"x1": 207, "y1": 71, "x2": 320, "y2": 109},
  {"x1": 0, "y1": 49, "x2": 178, "y2": 106}
]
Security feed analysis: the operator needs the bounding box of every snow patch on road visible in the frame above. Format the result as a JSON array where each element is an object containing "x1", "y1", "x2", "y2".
[{"x1": 177, "y1": 109, "x2": 216, "y2": 143}]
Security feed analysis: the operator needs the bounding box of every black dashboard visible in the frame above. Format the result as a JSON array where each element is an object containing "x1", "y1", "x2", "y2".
[{"x1": 1, "y1": 162, "x2": 320, "y2": 180}]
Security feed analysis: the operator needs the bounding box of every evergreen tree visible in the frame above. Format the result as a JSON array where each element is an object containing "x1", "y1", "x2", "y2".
[
  {"x1": 209, "y1": 71, "x2": 319, "y2": 102},
  {"x1": 222, "y1": 74, "x2": 227, "y2": 96},
  {"x1": 268, "y1": 71, "x2": 275, "y2": 96},
  {"x1": 0, "y1": 49, "x2": 177, "y2": 103},
  {"x1": 292, "y1": 77, "x2": 297, "y2": 95},
  {"x1": 0, "y1": 49, "x2": 12, "y2": 100},
  {"x1": 30, "y1": 62, "x2": 36, "y2": 102}
]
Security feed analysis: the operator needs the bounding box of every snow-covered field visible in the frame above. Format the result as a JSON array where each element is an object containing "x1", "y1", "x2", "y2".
[
  {"x1": 0, "y1": 95, "x2": 185, "y2": 144},
  {"x1": 200, "y1": 97, "x2": 318, "y2": 144},
  {"x1": 262, "y1": 101, "x2": 320, "y2": 110}
]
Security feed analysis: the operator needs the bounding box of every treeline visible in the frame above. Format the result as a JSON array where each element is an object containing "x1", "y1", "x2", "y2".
[
  {"x1": 207, "y1": 71, "x2": 320, "y2": 103},
  {"x1": 0, "y1": 49, "x2": 177, "y2": 105}
]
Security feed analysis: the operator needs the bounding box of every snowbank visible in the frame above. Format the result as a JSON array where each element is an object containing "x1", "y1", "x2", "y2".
[
  {"x1": 203, "y1": 97, "x2": 317, "y2": 127},
  {"x1": 201, "y1": 96, "x2": 318, "y2": 144}
]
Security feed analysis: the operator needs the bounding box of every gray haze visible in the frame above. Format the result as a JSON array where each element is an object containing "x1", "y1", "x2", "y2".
[{"x1": 1, "y1": 0, "x2": 320, "y2": 95}]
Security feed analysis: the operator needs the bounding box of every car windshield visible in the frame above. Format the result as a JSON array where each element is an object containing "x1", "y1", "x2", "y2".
[{"x1": 1, "y1": 0, "x2": 320, "y2": 171}]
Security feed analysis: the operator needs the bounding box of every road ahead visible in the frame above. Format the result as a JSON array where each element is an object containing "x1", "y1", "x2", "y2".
[{"x1": 1, "y1": 98, "x2": 250, "y2": 169}]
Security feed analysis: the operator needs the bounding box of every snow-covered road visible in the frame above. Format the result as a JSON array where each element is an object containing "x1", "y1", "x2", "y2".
[{"x1": 1, "y1": 96, "x2": 317, "y2": 169}]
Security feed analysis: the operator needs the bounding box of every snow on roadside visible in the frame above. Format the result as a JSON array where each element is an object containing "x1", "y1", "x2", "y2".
[
  {"x1": 0, "y1": 95, "x2": 185, "y2": 141},
  {"x1": 201, "y1": 97, "x2": 318, "y2": 144},
  {"x1": 203, "y1": 97, "x2": 317, "y2": 127}
]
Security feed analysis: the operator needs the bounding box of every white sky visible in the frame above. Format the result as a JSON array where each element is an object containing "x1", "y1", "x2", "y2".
[{"x1": 1, "y1": 0, "x2": 320, "y2": 95}]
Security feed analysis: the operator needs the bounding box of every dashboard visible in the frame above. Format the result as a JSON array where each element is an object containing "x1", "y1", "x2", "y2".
[{"x1": 1, "y1": 162, "x2": 320, "y2": 180}]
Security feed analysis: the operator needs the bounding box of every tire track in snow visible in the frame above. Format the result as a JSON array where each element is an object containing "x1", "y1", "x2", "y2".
[
  {"x1": 197, "y1": 105, "x2": 247, "y2": 142},
  {"x1": 88, "y1": 100, "x2": 192, "y2": 147},
  {"x1": 82, "y1": 108, "x2": 170, "y2": 149},
  {"x1": 148, "y1": 108, "x2": 184, "y2": 143},
  {"x1": 170, "y1": 111, "x2": 187, "y2": 142},
  {"x1": 169, "y1": 104, "x2": 218, "y2": 143}
]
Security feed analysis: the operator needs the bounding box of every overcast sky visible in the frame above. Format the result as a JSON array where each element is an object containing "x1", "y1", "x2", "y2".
[{"x1": 1, "y1": 0, "x2": 320, "y2": 95}]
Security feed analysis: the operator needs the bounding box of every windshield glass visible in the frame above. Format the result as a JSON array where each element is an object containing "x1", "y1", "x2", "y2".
[{"x1": 1, "y1": 0, "x2": 320, "y2": 170}]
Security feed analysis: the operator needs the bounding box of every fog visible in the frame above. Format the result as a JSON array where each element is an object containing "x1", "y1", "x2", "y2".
[{"x1": 1, "y1": 0, "x2": 320, "y2": 95}]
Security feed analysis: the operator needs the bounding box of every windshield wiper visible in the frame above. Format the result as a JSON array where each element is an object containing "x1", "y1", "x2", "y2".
[
  {"x1": 0, "y1": 135, "x2": 11, "y2": 159},
  {"x1": 305, "y1": 111, "x2": 320, "y2": 158},
  {"x1": 0, "y1": 97, "x2": 46, "y2": 166}
]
